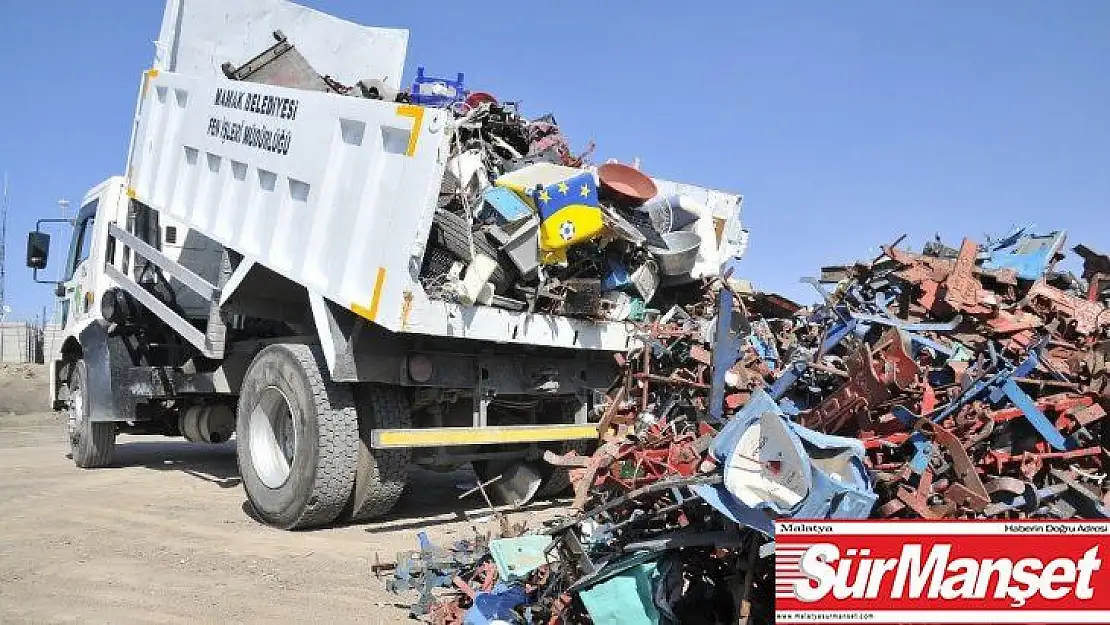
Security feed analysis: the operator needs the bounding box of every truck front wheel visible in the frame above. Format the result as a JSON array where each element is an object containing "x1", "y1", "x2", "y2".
[
  {"x1": 236, "y1": 344, "x2": 358, "y2": 529},
  {"x1": 67, "y1": 359, "x2": 116, "y2": 468}
]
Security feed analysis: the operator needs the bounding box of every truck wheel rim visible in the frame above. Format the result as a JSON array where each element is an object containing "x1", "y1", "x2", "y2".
[{"x1": 250, "y1": 386, "x2": 298, "y2": 489}]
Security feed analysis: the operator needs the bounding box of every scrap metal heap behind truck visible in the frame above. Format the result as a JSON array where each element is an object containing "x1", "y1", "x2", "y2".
[{"x1": 25, "y1": 0, "x2": 746, "y2": 529}]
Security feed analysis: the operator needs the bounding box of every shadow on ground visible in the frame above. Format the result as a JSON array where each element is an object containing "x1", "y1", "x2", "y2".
[
  {"x1": 238, "y1": 465, "x2": 570, "y2": 532},
  {"x1": 111, "y1": 438, "x2": 242, "y2": 489},
  {"x1": 359, "y1": 466, "x2": 571, "y2": 534},
  {"x1": 106, "y1": 436, "x2": 570, "y2": 530}
]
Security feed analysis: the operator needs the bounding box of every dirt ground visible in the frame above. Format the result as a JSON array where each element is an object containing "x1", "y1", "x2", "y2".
[
  {"x1": 0, "y1": 366, "x2": 566, "y2": 624},
  {"x1": 0, "y1": 363, "x2": 51, "y2": 416}
]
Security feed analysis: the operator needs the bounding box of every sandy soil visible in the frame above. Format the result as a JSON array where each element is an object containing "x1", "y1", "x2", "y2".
[
  {"x1": 0, "y1": 363, "x2": 51, "y2": 416},
  {"x1": 0, "y1": 370, "x2": 566, "y2": 624}
]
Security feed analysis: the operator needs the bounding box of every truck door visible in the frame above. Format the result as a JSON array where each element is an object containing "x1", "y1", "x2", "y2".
[{"x1": 60, "y1": 201, "x2": 99, "y2": 330}]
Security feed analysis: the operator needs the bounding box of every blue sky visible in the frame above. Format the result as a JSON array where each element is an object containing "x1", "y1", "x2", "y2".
[{"x1": 1, "y1": 1, "x2": 1107, "y2": 320}]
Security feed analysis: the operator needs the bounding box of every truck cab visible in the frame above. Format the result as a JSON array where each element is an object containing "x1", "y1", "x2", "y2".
[
  {"x1": 59, "y1": 186, "x2": 105, "y2": 334},
  {"x1": 33, "y1": 179, "x2": 122, "y2": 411},
  {"x1": 30, "y1": 177, "x2": 218, "y2": 411}
]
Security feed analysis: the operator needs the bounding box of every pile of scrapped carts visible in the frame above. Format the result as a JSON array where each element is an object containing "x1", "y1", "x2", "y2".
[{"x1": 386, "y1": 230, "x2": 1110, "y2": 623}]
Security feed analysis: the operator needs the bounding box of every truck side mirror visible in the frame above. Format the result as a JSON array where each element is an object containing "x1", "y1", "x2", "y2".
[{"x1": 26, "y1": 231, "x2": 50, "y2": 270}]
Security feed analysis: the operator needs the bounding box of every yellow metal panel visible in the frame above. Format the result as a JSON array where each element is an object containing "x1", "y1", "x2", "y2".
[
  {"x1": 395, "y1": 104, "x2": 425, "y2": 157},
  {"x1": 351, "y1": 267, "x2": 387, "y2": 321}
]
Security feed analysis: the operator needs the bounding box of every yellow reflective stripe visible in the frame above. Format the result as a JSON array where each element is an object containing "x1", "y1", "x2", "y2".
[
  {"x1": 373, "y1": 424, "x2": 600, "y2": 449},
  {"x1": 351, "y1": 302, "x2": 374, "y2": 320},
  {"x1": 351, "y1": 267, "x2": 387, "y2": 321},
  {"x1": 395, "y1": 104, "x2": 424, "y2": 157}
]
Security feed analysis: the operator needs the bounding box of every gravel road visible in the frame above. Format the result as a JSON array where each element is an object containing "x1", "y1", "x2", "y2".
[{"x1": 0, "y1": 404, "x2": 565, "y2": 624}]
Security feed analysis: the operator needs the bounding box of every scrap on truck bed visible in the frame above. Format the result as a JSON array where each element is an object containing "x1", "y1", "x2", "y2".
[{"x1": 25, "y1": 0, "x2": 746, "y2": 529}]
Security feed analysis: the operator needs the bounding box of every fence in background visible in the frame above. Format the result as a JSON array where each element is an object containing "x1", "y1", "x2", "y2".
[
  {"x1": 42, "y1": 324, "x2": 64, "y2": 363},
  {"x1": 0, "y1": 322, "x2": 40, "y2": 363},
  {"x1": 0, "y1": 323, "x2": 62, "y2": 364}
]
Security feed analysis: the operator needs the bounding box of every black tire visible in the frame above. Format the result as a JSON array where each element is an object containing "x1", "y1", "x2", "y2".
[
  {"x1": 236, "y1": 344, "x2": 358, "y2": 529},
  {"x1": 67, "y1": 360, "x2": 115, "y2": 468},
  {"x1": 346, "y1": 385, "x2": 412, "y2": 521},
  {"x1": 430, "y1": 209, "x2": 515, "y2": 293}
]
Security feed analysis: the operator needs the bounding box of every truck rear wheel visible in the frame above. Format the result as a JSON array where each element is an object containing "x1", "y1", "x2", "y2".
[
  {"x1": 346, "y1": 385, "x2": 412, "y2": 521},
  {"x1": 236, "y1": 344, "x2": 358, "y2": 529},
  {"x1": 67, "y1": 360, "x2": 116, "y2": 468}
]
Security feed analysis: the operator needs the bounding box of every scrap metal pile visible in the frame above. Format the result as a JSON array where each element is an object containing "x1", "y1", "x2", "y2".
[
  {"x1": 387, "y1": 229, "x2": 1110, "y2": 624},
  {"x1": 418, "y1": 87, "x2": 744, "y2": 320},
  {"x1": 790, "y1": 230, "x2": 1110, "y2": 520}
]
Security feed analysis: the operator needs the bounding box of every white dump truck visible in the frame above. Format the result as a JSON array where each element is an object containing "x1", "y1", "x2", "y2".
[{"x1": 26, "y1": 0, "x2": 746, "y2": 529}]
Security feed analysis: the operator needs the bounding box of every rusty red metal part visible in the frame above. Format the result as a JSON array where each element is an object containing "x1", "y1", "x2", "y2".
[
  {"x1": 801, "y1": 329, "x2": 920, "y2": 435},
  {"x1": 942, "y1": 239, "x2": 994, "y2": 316},
  {"x1": 1022, "y1": 279, "x2": 1109, "y2": 336}
]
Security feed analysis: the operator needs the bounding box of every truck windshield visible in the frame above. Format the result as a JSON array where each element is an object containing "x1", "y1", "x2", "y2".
[{"x1": 65, "y1": 200, "x2": 98, "y2": 281}]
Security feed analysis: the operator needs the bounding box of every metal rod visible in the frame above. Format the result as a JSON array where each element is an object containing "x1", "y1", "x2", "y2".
[
  {"x1": 458, "y1": 473, "x2": 501, "y2": 508},
  {"x1": 640, "y1": 330, "x2": 652, "y2": 412},
  {"x1": 1013, "y1": 377, "x2": 1080, "y2": 390},
  {"x1": 806, "y1": 361, "x2": 850, "y2": 378},
  {"x1": 632, "y1": 373, "x2": 710, "y2": 389}
]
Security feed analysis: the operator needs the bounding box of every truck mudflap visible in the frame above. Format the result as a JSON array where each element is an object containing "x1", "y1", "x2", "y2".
[
  {"x1": 77, "y1": 321, "x2": 126, "y2": 423},
  {"x1": 369, "y1": 423, "x2": 599, "y2": 449}
]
